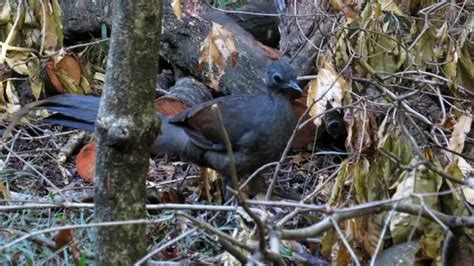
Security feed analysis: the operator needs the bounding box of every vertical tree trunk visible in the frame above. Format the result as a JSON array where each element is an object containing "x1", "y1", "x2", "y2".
[{"x1": 94, "y1": 1, "x2": 162, "y2": 264}]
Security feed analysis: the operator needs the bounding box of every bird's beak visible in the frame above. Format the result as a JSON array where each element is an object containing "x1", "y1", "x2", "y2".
[{"x1": 287, "y1": 80, "x2": 303, "y2": 97}]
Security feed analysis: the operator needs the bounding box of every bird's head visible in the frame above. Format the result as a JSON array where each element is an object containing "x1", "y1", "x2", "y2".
[{"x1": 266, "y1": 60, "x2": 303, "y2": 99}]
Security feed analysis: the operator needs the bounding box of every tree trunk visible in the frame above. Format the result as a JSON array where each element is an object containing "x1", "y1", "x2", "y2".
[{"x1": 94, "y1": 0, "x2": 162, "y2": 264}]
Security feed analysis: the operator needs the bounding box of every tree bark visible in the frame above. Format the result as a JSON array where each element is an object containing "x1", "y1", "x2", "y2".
[
  {"x1": 61, "y1": 0, "x2": 113, "y2": 40},
  {"x1": 94, "y1": 0, "x2": 162, "y2": 264},
  {"x1": 160, "y1": 3, "x2": 272, "y2": 95}
]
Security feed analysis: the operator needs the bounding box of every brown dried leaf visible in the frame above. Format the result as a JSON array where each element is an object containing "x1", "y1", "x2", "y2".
[
  {"x1": 198, "y1": 22, "x2": 238, "y2": 91},
  {"x1": 56, "y1": 71, "x2": 83, "y2": 94},
  {"x1": 54, "y1": 229, "x2": 75, "y2": 250},
  {"x1": 153, "y1": 245, "x2": 181, "y2": 260},
  {"x1": 46, "y1": 53, "x2": 91, "y2": 94},
  {"x1": 307, "y1": 58, "x2": 345, "y2": 127},
  {"x1": 57, "y1": 54, "x2": 81, "y2": 83},
  {"x1": 345, "y1": 217, "x2": 375, "y2": 260},
  {"x1": 158, "y1": 188, "x2": 184, "y2": 204},
  {"x1": 46, "y1": 60, "x2": 64, "y2": 93},
  {"x1": 76, "y1": 142, "x2": 96, "y2": 182}
]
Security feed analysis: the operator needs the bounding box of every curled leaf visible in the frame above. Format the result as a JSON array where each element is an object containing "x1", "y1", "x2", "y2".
[
  {"x1": 54, "y1": 229, "x2": 75, "y2": 250},
  {"x1": 198, "y1": 22, "x2": 239, "y2": 91},
  {"x1": 307, "y1": 59, "x2": 345, "y2": 127},
  {"x1": 76, "y1": 142, "x2": 96, "y2": 182},
  {"x1": 45, "y1": 53, "x2": 91, "y2": 94}
]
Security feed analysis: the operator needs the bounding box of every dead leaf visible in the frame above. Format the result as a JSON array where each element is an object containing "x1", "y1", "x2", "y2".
[
  {"x1": 158, "y1": 188, "x2": 184, "y2": 204},
  {"x1": 39, "y1": 0, "x2": 63, "y2": 54},
  {"x1": 290, "y1": 154, "x2": 306, "y2": 165},
  {"x1": 418, "y1": 224, "x2": 444, "y2": 260},
  {"x1": 54, "y1": 229, "x2": 75, "y2": 250},
  {"x1": 0, "y1": 2, "x2": 25, "y2": 63},
  {"x1": 24, "y1": 1, "x2": 39, "y2": 26},
  {"x1": 321, "y1": 229, "x2": 336, "y2": 259},
  {"x1": 344, "y1": 108, "x2": 376, "y2": 154},
  {"x1": 307, "y1": 58, "x2": 345, "y2": 127},
  {"x1": 0, "y1": 0, "x2": 11, "y2": 23},
  {"x1": 153, "y1": 245, "x2": 181, "y2": 260},
  {"x1": 458, "y1": 158, "x2": 473, "y2": 179},
  {"x1": 4, "y1": 80, "x2": 20, "y2": 113},
  {"x1": 463, "y1": 172, "x2": 474, "y2": 205},
  {"x1": 0, "y1": 180, "x2": 10, "y2": 200},
  {"x1": 54, "y1": 228, "x2": 81, "y2": 264},
  {"x1": 94, "y1": 72, "x2": 105, "y2": 82},
  {"x1": 438, "y1": 113, "x2": 457, "y2": 131},
  {"x1": 378, "y1": 0, "x2": 405, "y2": 15},
  {"x1": 330, "y1": 0, "x2": 359, "y2": 19},
  {"x1": 447, "y1": 112, "x2": 472, "y2": 161},
  {"x1": 444, "y1": 163, "x2": 469, "y2": 210},
  {"x1": 4, "y1": 51, "x2": 30, "y2": 75},
  {"x1": 45, "y1": 53, "x2": 91, "y2": 94},
  {"x1": 390, "y1": 152, "x2": 443, "y2": 249},
  {"x1": 46, "y1": 60, "x2": 65, "y2": 93},
  {"x1": 57, "y1": 53, "x2": 81, "y2": 83},
  {"x1": 26, "y1": 56, "x2": 43, "y2": 100},
  {"x1": 171, "y1": 0, "x2": 182, "y2": 20},
  {"x1": 199, "y1": 167, "x2": 221, "y2": 202},
  {"x1": 198, "y1": 22, "x2": 238, "y2": 91},
  {"x1": 76, "y1": 142, "x2": 96, "y2": 182},
  {"x1": 157, "y1": 164, "x2": 176, "y2": 179}
]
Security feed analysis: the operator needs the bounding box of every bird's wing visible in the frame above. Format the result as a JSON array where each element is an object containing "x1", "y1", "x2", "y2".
[{"x1": 169, "y1": 95, "x2": 255, "y2": 151}]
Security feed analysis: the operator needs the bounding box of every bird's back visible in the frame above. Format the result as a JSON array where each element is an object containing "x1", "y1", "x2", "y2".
[{"x1": 161, "y1": 93, "x2": 296, "y2": 179}]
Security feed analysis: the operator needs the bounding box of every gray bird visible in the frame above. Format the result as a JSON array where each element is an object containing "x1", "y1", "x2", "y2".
[{"x1": 13, "y1": 60, "x2": 302, "y2": 199}]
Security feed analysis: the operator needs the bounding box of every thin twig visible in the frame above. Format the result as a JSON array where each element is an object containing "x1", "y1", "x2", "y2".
[{"x1": 1, "y1": 216, "x2": 173, "y2": 252}]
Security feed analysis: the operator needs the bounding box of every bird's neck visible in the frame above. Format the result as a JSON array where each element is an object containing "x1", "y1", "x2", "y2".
[{"x1": 267, "y1": 89, "x2": 293, "y2": 102}]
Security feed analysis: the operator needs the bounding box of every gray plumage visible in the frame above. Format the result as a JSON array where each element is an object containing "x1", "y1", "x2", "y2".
[{"x1": 27, "y1": 61, "x2": 302, "y2": 198}]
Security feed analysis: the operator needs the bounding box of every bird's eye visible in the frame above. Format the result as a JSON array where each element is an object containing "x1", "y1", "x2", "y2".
[{"x1": 273, "y1": 74, "x2": 283, "y2": 83}]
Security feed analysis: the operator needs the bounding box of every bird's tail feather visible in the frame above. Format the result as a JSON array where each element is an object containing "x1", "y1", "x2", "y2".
[
  {"x1": 4, "y1": 94, "x2": 100, "y2": 137},
  {"x1": 4, "y1": 94, "x2": 203, "y2": 164},
  {"x1": 39, "y1": 94, "x2": 100, "y2": 127}
]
